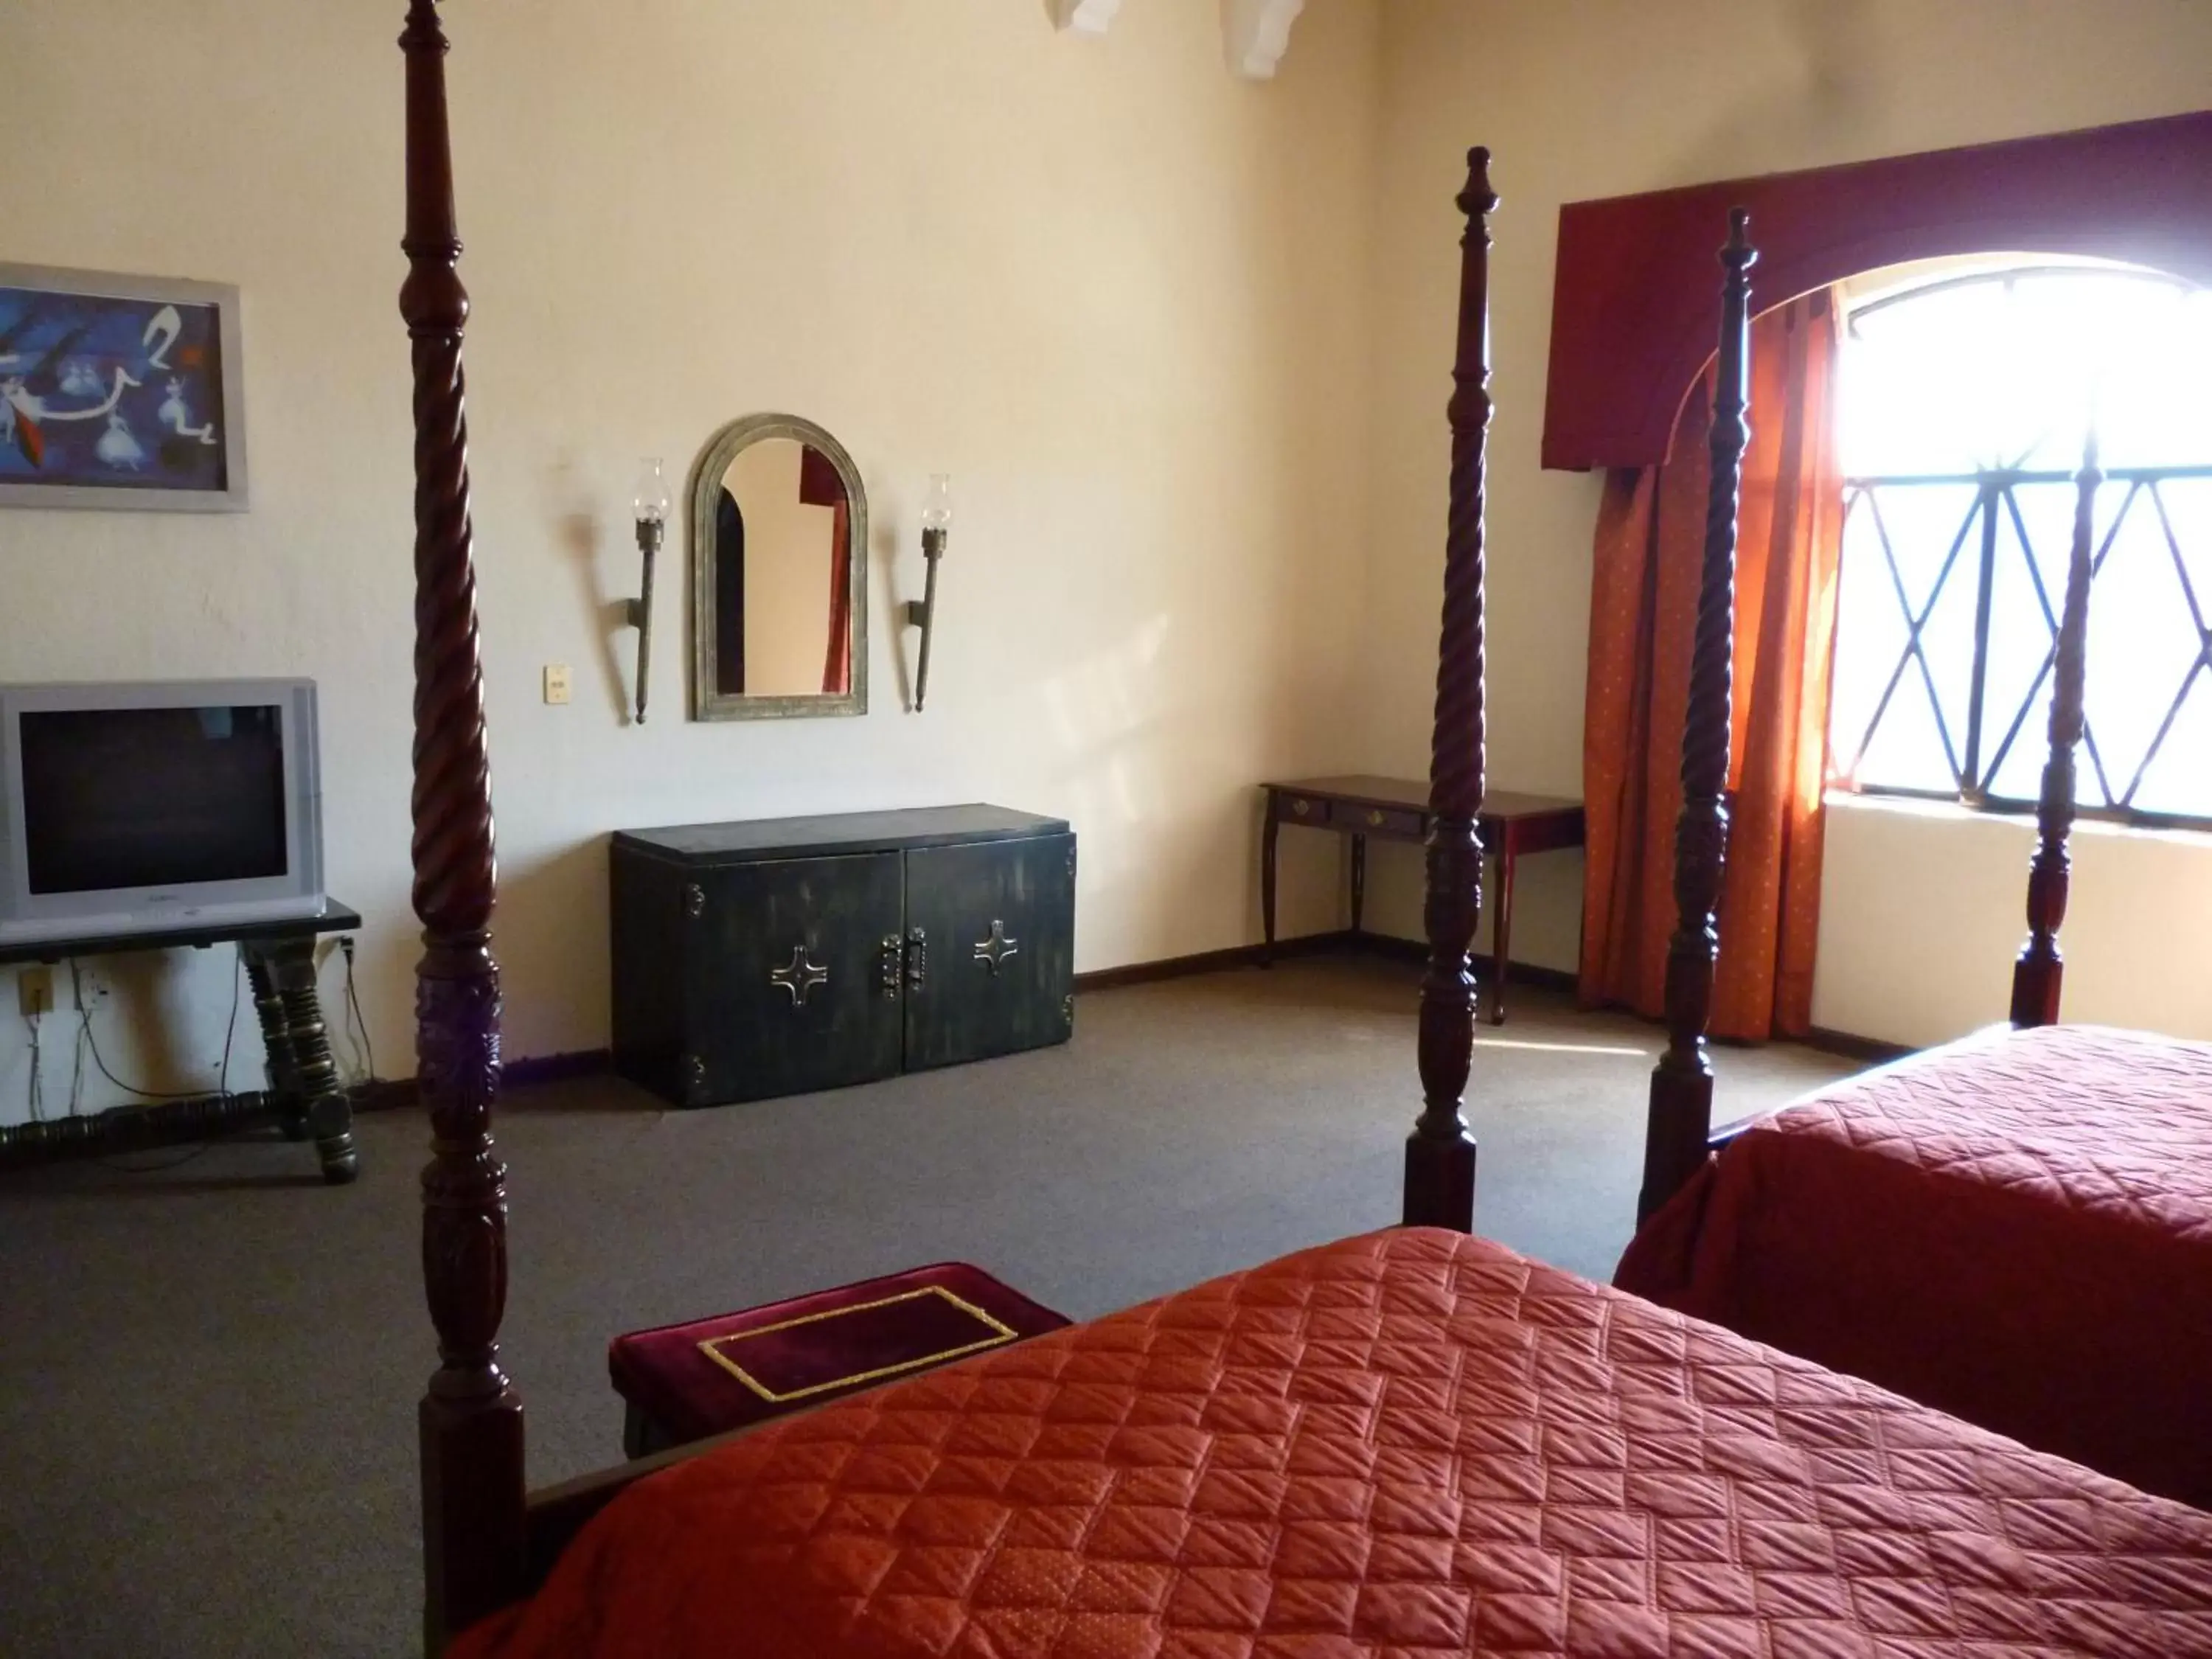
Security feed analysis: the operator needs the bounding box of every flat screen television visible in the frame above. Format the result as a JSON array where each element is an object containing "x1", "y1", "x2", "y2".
[{"x1": 0, "y1": 679, "x2": 327, "y2": 946}]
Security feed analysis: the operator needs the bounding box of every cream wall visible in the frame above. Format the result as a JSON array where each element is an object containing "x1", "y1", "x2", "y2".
[
  {"x1": 0, "y1": 0, "x2": 1383, "y2": 1124},
  {"x1": 1357, "y1": 0, "x2": 2212, "y2": 1044}
]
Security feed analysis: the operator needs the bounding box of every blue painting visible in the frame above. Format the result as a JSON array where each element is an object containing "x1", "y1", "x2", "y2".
[{"x1": 0, "y1": 280, "x2": 232, "y2": 496}]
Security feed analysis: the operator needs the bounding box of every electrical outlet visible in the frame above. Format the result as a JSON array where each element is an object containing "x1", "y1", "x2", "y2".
[
  {"x1": 543, "y1": 662, "x2": 572, "y2": 706},
  {"x1": 18, "y1": 966, "x2": 52, "y2": 1018},
  {"x1": 75, "y1": 967, "x2": 110, "y2": 1007}
]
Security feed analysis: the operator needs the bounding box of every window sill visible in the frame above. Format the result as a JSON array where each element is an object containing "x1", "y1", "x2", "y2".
[{"x1": 1822, "y1": 789, "x2": 2212, "y2": 848}]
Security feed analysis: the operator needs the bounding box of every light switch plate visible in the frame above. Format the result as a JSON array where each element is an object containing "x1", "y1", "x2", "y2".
[{"x1": 543, "y1": 663, "x2": 572, "y2": 706}]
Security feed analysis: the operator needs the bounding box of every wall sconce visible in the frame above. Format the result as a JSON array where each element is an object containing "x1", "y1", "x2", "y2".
[
  {"x1": 905, "y1": 474, "x2": 953, "y2": 712},
  {"x1": 627, "y1": 457, "x2": 669, "y2": 723}
]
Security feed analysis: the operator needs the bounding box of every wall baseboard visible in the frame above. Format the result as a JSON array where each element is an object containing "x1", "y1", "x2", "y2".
[
  {"x1": 354, "y1": 988, "x2": 1908, "y2": 1119},
  {"x1": 1071, "y1": 931, "x2": 1349, "y2": 991},
  {"x1": 1073, "y1": 931, "x2": 1579, "y2": 995},
  {"x1": 356, "y1": 1047, "x2": 615, "y2": 1112},
  {"x1": 1801, "y1": 1026, "x2": 1915, "y2": 1065}
]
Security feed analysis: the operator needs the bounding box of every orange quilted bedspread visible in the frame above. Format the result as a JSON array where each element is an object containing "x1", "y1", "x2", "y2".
[
  {"x1": 457, "y1": 1228, "x2": 2212, "y2": 1659},
  {"x1": 1617, "y1": 1023, "x2": 2212, "y2": 1507}
]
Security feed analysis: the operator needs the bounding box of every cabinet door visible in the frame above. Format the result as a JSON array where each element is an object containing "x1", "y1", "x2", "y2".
[
  {"x1": 685, "y1": 853, "x2": 905, "y2": 1106},
  {"x1": 902, "y1": 833, "x2": 1075, "y2": 1071}
]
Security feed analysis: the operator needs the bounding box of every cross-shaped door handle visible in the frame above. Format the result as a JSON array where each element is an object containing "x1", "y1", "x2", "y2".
[
  {"x1": 973, "y1": 919, "x2": 1020, "y2": 975},
  {"x1": 769, "y1": 945, "x2": 830, "y2": 1006}
]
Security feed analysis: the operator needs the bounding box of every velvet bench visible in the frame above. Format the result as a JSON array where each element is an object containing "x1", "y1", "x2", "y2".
[{"x1": 608, "y1": 1262, "x2": 1074, "y2": 1456}]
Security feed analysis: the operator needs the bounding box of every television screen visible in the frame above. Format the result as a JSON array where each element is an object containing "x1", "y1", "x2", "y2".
[{"x1": 20, "y1": 705, "x2": 289, "y2": 895}]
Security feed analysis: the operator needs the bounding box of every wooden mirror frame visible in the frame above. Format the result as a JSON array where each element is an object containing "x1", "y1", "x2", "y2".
[{"x1": 689, "y1": 412, "x2": 869, "y2": 722}]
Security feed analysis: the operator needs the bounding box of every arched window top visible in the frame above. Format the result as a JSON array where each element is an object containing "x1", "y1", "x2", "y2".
[{"x1": 1842, "y1": 264, "x2": 2211, "y2": 477}]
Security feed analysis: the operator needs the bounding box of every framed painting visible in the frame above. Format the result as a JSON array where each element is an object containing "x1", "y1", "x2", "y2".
[{"x1": 0, "y1": 264, "x2": 248, "y2": 512}]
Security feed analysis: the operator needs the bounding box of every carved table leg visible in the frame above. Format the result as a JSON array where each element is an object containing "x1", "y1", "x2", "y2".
[
  {"x1": 1349, "y1": 833, "x2": 1368, "y2": 936},
  {"x1": 1260, "y1": 806, "x2": 1280, "y2": 967},
  {"x1": 1488, "y1": 840, "x2": 1516, "y2": 1025},
  {"x1": 242, "y1": 935, "x2": 359, "y2": 1184},
  {"x1": 245, "y1": 947, "x2": 307, "y2": 1141}
]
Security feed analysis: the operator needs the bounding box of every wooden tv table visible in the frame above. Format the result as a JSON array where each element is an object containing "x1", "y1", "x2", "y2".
[
  {"x1": 0, "y1": 903, "x2": 364, "y2": 1183},
  {"x1": 1260, "y1": 776, "x2": 1585, "y2": 1023}
]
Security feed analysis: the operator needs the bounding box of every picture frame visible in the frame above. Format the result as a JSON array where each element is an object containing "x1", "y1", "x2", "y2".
[{"x1": 0, "y1": 263, "x2": 249, "y2": 512}]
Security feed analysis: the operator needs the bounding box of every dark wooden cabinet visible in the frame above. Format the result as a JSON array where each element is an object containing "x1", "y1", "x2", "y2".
[{"x1": 611, "y1": 805, "x2": 1075, "y2": 1107}]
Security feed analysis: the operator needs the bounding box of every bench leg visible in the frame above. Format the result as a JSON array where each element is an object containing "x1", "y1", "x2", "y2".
[{"x1": 623, "y1": 1402, "x2": 681, "y2": 1459}]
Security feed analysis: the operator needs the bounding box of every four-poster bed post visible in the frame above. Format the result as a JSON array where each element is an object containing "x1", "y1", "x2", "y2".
[
  {"x1": 2009, "y1": 432, "x2": 2098, "y2": 1027},
  {"x1": 1403, "y1": 146, "x2": 1496, "y2": 1234},
  {"x1": 401, "y1": 2, "x2": 524, "y2": 1649},
  {"x1": 1636, "y1": 210, "x2": 1754, "y2": 1227}
]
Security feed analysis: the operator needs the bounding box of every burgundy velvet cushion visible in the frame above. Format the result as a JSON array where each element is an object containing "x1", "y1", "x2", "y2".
[{"x1": 608, "y1": 1262, "x2": 1072, "y2": 1444}]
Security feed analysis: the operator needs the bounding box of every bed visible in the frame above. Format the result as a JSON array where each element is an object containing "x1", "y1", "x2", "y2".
[
  {"x1": 459, "y1": 1227, "x2": 2212, "y2": 1659},
  {"x1": 1618, "y1": 1023, "x2": 2212, "y2": 1509},
  {"x1": 1609, "y1": 212, "x2": 2212, "y2": 1503},
  {"x1": 391, "y1": 6, "x2": 2212, "y2": 1653}
]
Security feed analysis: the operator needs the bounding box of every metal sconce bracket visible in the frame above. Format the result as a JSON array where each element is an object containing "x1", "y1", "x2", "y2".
[
  {"x1": 905, "y1": 524, "x2": 947, "y2": 711},
  {"x1": 627, "y1": 518, "x2": 662, "y2": 724}
]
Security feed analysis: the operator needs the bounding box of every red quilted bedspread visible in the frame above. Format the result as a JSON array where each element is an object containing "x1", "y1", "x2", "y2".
[
  {"x1": 457, "y1": 1227, "x2": 2212, "y2": 1658},
  {"x1": 1618, "y1": 1023, "x2": 2212, "y2": 1510}
]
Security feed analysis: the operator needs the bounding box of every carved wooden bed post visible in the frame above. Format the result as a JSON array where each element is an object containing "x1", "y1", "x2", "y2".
[
  {"x1": 2009, "y1": 432, "x2": 2098, "y2": 1028},
  {"x1": 1403, "y1": 148, "x2": 1495, "y2": 1234},
  {"x1": 402, "y1": 3, "x2": 524, "y2": 1649},
  {"x1": 1636, "y1": 210, "x2": 1755, "y2": 1226}
]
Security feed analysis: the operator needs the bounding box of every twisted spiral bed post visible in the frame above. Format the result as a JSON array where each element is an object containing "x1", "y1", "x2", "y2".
[
  {"x1": 2010, "y1": 431, "x2": 2098, "y2": 1028},
  {"x1": 1403, "y1": 148, "x2": 1497, "y2": 1234},
  {"x1": 1637, "y1": 209, "x2": 1756, "y2": 1227},
  {"x1": 402, "y1": 2, "x2": 524, "y2": 1648}
]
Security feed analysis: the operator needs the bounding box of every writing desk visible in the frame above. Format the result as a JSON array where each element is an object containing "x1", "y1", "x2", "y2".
[{"x1": 1260, "y1": 776, "x2": 1585, "y2": 1023}]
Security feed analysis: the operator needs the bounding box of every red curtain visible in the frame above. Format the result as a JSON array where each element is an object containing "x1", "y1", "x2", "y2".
[{"x1": 1580, "y1": 293, "x2": 1844, "y2": 1041}]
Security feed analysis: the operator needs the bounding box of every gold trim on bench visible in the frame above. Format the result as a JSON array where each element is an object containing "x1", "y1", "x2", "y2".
[{"x1": 696, "y1": 1284, "x2": 1021, "y2": 1404}]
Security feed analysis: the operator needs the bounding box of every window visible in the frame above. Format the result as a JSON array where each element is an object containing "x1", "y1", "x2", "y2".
[{"x1": 1829, "y1": 267, "x2": 2212, "y2": 827}]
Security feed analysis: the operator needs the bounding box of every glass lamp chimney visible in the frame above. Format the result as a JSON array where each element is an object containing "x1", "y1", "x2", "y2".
[
  {"x1": 633, "y1": 457, "x2": 671, "y2": 530},
  {"x1": 921, "y1": 474, "x2": 954, "y2": 535}
]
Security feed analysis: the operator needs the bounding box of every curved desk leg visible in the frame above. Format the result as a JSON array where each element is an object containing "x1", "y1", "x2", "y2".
[
  {"x1": 243, "y1": 936, "x2": 359, "y2": 1184},
  {"x1": 1349, "y1": 834, "x2": 1368, "y2": 935},
  {"x1": 1260, "y1": 808, "x2": 1280, "y2": 967},
  {"x1": 1488, "y1": 841, "x2": 1516, "y2": 1025}
]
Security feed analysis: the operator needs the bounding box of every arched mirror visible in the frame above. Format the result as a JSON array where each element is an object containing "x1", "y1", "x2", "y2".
[{"x1": 690, "y1": 414, "x2": 867, "y2": 720}]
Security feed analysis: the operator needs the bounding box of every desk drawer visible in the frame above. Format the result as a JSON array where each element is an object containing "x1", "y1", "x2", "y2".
[
  {"x1": 1276, "y1": 790, "x2": 1325, "y2": 824},
  {"x1": 1333, "y1": 801, "x2": 1425, "y2": 839}
]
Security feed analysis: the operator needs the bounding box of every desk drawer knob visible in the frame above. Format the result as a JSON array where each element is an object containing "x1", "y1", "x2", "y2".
[
  {"x1": 1366, "y1": 809, "x2": 1384, "y2": 827},
  {"x1": 1291, "y1": 798, "x2": 1311, "y2": 817}
]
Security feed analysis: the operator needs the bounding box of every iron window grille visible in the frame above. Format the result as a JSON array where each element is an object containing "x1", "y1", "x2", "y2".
[{"x1": 1829, "y1": 267, "x2": 2212, "y2": 830}]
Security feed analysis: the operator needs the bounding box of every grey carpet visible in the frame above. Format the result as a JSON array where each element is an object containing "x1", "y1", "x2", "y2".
[{"x1": 0, "y1": 957, "x2": 1850, "y2": 1658}]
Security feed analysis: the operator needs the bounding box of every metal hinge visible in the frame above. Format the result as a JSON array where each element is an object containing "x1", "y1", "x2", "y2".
[{"x1": 684, "y1": 1054, "x2": 706, "y2": 1091}]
